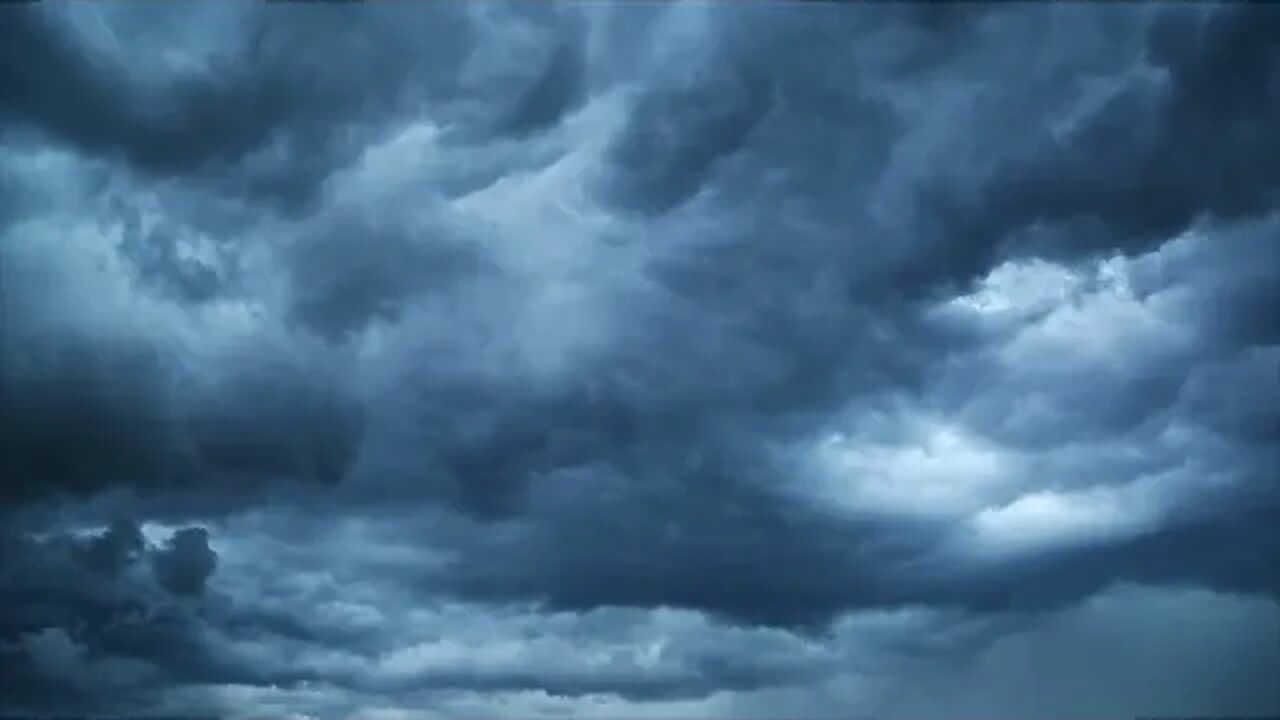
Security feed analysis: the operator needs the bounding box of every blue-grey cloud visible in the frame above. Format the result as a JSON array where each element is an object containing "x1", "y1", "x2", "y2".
[{"x1": 1, "y1": 1, "x2": 1276, "y2": 717}]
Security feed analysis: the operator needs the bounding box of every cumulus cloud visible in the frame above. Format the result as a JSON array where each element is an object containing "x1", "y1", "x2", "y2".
[{"x1": 1, "y1": 1, "x2": 1276, "y2": 717}]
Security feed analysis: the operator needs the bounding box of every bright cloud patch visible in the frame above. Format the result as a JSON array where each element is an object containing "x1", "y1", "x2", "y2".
[{"x1": 805, "y1": 412, "x2": 1021, "y2": 520}]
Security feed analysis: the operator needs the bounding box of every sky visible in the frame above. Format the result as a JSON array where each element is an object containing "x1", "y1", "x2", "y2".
[{"x1": 0, "y1": 2, "x2": 1278, "y2": 719}]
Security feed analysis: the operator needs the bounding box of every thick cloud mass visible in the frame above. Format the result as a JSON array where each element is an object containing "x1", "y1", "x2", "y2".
[{"x1": 2, "y1": 2, "x2": 1278, "y2": 718}]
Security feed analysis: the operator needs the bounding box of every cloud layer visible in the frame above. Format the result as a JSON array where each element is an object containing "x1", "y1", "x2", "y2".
[{"x1": 1, "y1": 2, "x2": 1277, "y2": 718}]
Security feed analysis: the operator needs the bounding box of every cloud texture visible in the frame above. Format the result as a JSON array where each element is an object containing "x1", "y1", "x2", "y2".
[{"x1": 1, "y1": 2, "x2": 1277, "y2": 718}]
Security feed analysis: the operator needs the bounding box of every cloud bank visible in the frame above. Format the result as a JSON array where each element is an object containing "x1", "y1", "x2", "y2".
[{"x1": 1, "y1": 2, "x2": 1277, "y2": 718}]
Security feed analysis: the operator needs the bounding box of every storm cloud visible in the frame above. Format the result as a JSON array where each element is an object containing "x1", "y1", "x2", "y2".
[{"x1": 1, "y1": 2, "x2": 1277, "y2": 718}]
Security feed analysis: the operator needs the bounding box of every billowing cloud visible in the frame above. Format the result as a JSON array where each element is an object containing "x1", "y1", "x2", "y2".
[{"x1": 1, "y1": 1, "x2": 1276, "y2": 717}]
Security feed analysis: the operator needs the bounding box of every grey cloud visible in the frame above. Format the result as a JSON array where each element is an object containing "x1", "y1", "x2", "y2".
[
  {"x1": 7, "y1": 512, "x2": 1011, "y2": 714},
  {"x1": 116, "y1": 228, "x2": 228, "y2": 305},
  {"x1": 600, "y1": 54, "x2": 775, "y2": 215},
  {"x1": 269, "y1": 1, "x2": 1279, "y2": 630},
  {"x1": 906, "y1": 5, "x2": 1280, "y2": 295},
  {"x1": 0, "y1": 166, "x2": 366, "y2": 510},
  {"x1": 35, "y1": 2, "x2": 599, "y2": 214},
  {"x1": 0, "y1": 338, "x2": 177, "y2": 506},
  {"x1": 594, "y1": 5, "x2": 909, "y2": 219},
  {"x1": 285, "y1": 215, "x2": 489, "y2": 343},
  {"x1": 0, "y1": 308, "x2": 365, "y2": 510},
  {"x1": 430, "y1": 471, "x2": 915, "y2": 627},
  {"x1": 892, "y1": 585, "x2": 1280, "y2": 720},
  {"x1": 74, "y1": 519, "x2": 146, "y2": 578},
  {"x1": 733, "y1": 585, "x2": 1280, "y2": 720},
  {"x1": 1, "y1": 5, "x2": 295, "y2": 194},
  {"x1": 0, "y1": 3, "x2": 479, "y2": 213},
  {"x1": 151, "y1": 527, "x2": 218, "y2": 596},
  {"x1": 1, "y1": 1, "x2": 1277, "y2": 717},
  {"x1": 497, "y1": 36, "x2": 587, "y2": 137},
  {"x1": 182, "y1": 361, "x2": 366, "y2": 492},
  {"x1": 0, "y1": 517, "x2": 832, "y2": 712},
  {"x1": 0, "y1": 523, "x2": 231, "y2": 715}
]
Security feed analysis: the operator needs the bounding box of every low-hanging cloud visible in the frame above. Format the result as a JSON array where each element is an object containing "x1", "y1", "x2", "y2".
[{"x1": 1, "y1": 1, "x2": 1277, "y2": 717}]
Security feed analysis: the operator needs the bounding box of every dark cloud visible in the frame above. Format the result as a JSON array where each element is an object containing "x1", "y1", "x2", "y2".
[
  {"x1": 903, "y1": 4, "x2": 1280, "y2": 296},
  {"x1": 599, "y1": 53, "x2": 775, "y2": 215},
  {"x1": 0, "y1": 523, "x2": 230, "y2": 715},
  {"x1": 74, "y1": 519, "x2": 146, "y2": 578},
  {"x1": 182, "y1": 361, "x2": 366, "y2": 491},
  {"x1": 498, "y1": 36, "x2": 587, "y2": 137},
  {"x1": 0, "y1": 339, "x2": 177, "y2": 506},
  {"x1": 0, "y1": 5, "x2": 293, "y2": 193},
  {"x1": 1, "y1": 1, "x2": 1277, "y2": 717},
  {"x1": 285, "y1": 215, "x2": 489, "y2": 342},
  {"x1": 0, "y1": 315, "x2": 365, "y2": 510},
  {"x1": 0, "y1": 3, "x2": 478, "y2": 213},
  {"x1": 151, "y1": 527, "x2": 218, "y2": 596}
]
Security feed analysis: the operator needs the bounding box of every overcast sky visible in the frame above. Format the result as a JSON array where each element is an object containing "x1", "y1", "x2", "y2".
[{"x1": 1, "y1": 2, "x2": 1278, "y2": 719}]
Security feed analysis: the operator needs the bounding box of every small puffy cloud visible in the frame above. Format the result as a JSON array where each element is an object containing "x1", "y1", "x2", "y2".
[{"x1": 152, "y1": 527, "x2": 218, "y2": 596}]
